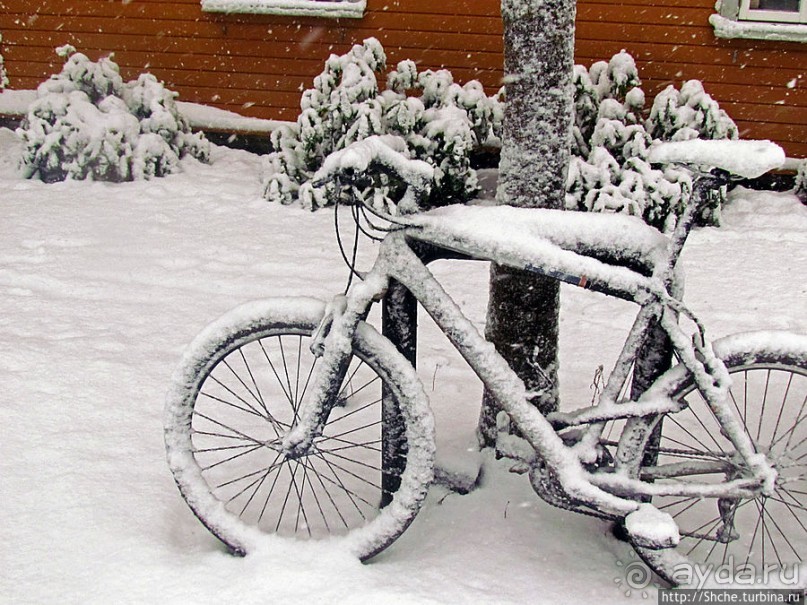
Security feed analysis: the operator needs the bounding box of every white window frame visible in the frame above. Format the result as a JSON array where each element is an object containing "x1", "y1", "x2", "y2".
[
  {"x1": 711, "y1": 0, "x2": 807, "y2": 41},
  {"x1": 739, "y1": 0, "x2": 807, "y2": 24},
  {"x1": 201, "y1": 0, "x2": 366, "y2": 19}
]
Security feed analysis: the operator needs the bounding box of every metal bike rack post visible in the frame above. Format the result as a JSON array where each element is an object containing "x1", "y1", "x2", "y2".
[{"x1": 379, "y1": 242, "x2": 466, "y2": 505}]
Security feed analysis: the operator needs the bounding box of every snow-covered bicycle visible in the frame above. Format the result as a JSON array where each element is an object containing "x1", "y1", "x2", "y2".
[{"x1": 165, "y1": 136, "x2": 806, "y2": 587}]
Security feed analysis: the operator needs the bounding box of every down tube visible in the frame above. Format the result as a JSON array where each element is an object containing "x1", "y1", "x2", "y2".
[{"x1": 383, "y1": 236, "x2": 637, "y2": 516}]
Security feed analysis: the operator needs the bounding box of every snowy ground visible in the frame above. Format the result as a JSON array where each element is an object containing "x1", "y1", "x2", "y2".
[{"x1": 1, "y1": 129, "x2": 805, "y2": 604}]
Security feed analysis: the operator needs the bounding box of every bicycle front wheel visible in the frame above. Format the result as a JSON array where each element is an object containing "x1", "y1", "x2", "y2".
[
  {"x1": 622, "y1": 332, "x2": 807, "y2": 586},
  {"x1": 164, "y1": 298, "x2": 435, "y2": 560}
]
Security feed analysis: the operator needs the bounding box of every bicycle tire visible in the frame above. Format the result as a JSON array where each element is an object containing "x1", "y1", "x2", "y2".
[
  {"x1": 621, "y1": 332, "x2": 807, "y2": 586},
  {"x1": 164, "y1": 297, "x2": 435, "y2": 560}
]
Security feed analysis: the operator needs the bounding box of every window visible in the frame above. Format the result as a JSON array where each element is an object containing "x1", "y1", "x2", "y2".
[
  {"x1": 711, "y1": 0, "x2": 807, "y2": 41},
  {"x1": 200, "y1": 0, "x2": 366, "y2": 19},
  {"x1": 739, "y1": 0, "x2": 807, "y2": 24}
]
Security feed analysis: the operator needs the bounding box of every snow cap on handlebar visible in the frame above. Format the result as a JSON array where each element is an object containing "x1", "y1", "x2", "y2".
[
  {"x1": 310, "y1": 135, "x2": 435, "y2": 214},
  {"x1": 647, "y1": 139, "x2": 785, "y2": 180}
]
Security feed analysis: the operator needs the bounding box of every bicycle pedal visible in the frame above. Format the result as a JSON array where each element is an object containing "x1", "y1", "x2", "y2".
[
  {"x1": 624, "y1": 504, "x2": 680, "y2": 550},
  {"x1": 508, "y1": 461, "x2": 531, "y2": 475}
]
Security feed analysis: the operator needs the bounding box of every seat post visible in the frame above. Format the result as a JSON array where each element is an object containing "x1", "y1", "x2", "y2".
[{"x1": 659, "y1": 171, "x2": 729, "y2": 288}]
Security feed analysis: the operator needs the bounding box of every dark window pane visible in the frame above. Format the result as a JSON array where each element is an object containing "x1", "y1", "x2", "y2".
[{"x1": 756, "y1": 0, "x2": 800, "y2": 11}]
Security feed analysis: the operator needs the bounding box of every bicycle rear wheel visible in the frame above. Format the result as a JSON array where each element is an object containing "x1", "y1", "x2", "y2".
[
  {"x1": 623, "y1": 333, "x2": 807, "y2": 586},
  {"x1": 164, "y1": 298, "x2": 435, "y2": 560}
]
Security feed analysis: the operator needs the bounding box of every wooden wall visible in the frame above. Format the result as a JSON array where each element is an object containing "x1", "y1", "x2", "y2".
[{"x1": 0, "y1": 0, "x2": 805, "y2": 157}]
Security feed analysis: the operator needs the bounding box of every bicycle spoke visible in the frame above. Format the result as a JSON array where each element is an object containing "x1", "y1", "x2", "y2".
[
  {"x1": 277, "y1": 336, "x2": 297, "y2": 420},
  {"x1": 238, "y1": 347, "x2": 271, "y2": 417},
  {"x1": 658, "y1": 431, "x2": 729, "y2": 461},
  {"x1": 774, "y1": 490, "x2": 807, "y2": 535},
  {"x1": 783, "y1": 487, "x2": 807, "y2": 497},
  {"x1": 218, "y1": 454, "x2": 284, "y2": 491},
  {"x1": 326, "y1": 418, "x2": 383, "y2": 442},
  {"x1": 664, "y1": 412, "x2": 727, "y2": 459},
  {"x1": 195, "y1": 442, "x2": 262, "y2": 454},
  {"x1": 787, "y1": 434, "x2": 807, "y2": 458},
  {"x1": 703, "y1": 528, "x2": 723, "y2": 564},
  {"x1": 685, "y1": 387, "x2": 732, "y2": 451},
  {"x1": 300, "y1": 458, "x2": 331, "y2": 534},
  {"x1": 208, "y1": 376, "x2": 267, "y2": 421},
  {"x1": 769, "y1": 372, "x2": 795, "y2": 451},
  {"x1": 775, "y1": 393, "x2": 807, "y2": 452},
  {"x1": 728, "y1": 383, "x2": 758, "y2": 448},
  {"x1": 315, "y1": 449, "x2": 383, "y2": 493},
  {"x1": 302, "y1": 456, "x2": 351, "y2": 529},
  {"x1": 773, "y1": 489, "x2": 807, "y2": 514},
  {"x1": 319, "y1": 447, "x2": 388, "y2": 477},
  {"x1": 326, "y1": 397, "x2": 382, "y2": 427},
  {"x1": 295, "y1": 335, "x2": 303, "y2": 406},
  {"x1": 297, "y1": 355, "x2": 319, "y2": 408},
  {"x1": 222, "y1": 355, "x2": 266, "y2": 416},
  {"x1": 200, "y1": 389, "x2": 265, "y2": 420},
  {"x1": 290, "y1": 461, "x2": 310, "y2": 536},
  {"x1": 319, "y1": 438, "x2": 383, "y2": 455},
  {"x1": 339, "y1": 375, "x2": 382, "y2": 404},
  {"x1": 310, "y1": 449, "x2": 375, "y2": 514},
  {"x1": 756, "y1": 370, "x2": 771, "y2": 443},
  {"x1": 337, "y1": 359, "x2": 365, "y2": 400},
  {"x1": 257, "y1": 455, "x2": 288, "y2": 524},
  {"x1": 238, "y1": 463, "x2": 277, "y2": 517},
  {"x1": 658, "y1": 496, "x2": 699, "y2": 511},
  {"x1": 193, "y1": 429, "x2": 255, "y2": 443},
  {"x1": 668, "y1": 497, "x2": 702, "y2": 520},
  {"x1": 258, "y1": 338, "x2": 295, "y2": 411},
  {"x1": 194, "y1": 411, "x2": 265, "y2": 447},
  {"x1": 685, "y1": 516, "x2": 725, "y2": 556},
  {"x1": 201, "y1": 442, "x2": 266, "y2": 471},
  {"x1": 745, "y1": 500, "x2": 764, "y2": 566},
  {"x1": 275, "y1": 462, "x2": 301, "y2": 532},
  {"x1": 759, "y1": 498, "x2": 790, "y2": 566}
]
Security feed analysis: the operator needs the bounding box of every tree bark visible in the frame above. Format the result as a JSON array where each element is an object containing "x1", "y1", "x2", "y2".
[{"x1": 479, "y1": 0, "x2": 577, "y2": 446}]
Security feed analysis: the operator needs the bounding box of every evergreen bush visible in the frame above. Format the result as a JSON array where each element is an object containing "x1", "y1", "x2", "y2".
[
  {"x1": 261, "y1": 38, "x2": 503, "y2": 211},
  {"x1": 18, "y1": 46, "x2": 210, "y2": 183},
  {"x1": 567, "y1": 51, "x2": 739, "y2": 231}
]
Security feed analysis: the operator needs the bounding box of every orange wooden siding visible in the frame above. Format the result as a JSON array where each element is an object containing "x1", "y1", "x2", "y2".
[{"x1": 0, "y1": 0, "x2": 805, "y2": 157}]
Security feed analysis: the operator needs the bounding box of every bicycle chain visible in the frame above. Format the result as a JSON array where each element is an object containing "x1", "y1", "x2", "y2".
[{"x1": 528, "y1": 461, "x2": 620, "y2": 522}]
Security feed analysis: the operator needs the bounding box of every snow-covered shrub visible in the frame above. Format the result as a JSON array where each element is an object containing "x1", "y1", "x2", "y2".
[
  {"x1": 648, "y1": 79, "x2": 738, "y2": 143},
  {"x1": 796, "y1": 160, "x2": 807, "y2": 204},
  {"x1": 262, "y1": 38, "x2": 503, "y2": 211},
  {"x1": 0, "y1": 33, "x2": 9, "y2": 91},
  {"x1": 567, "y1": 51, "x2": 738, "y2": 231},
  {"x1": 18, "y1": 47, "x2": 209, "y2": 183}
]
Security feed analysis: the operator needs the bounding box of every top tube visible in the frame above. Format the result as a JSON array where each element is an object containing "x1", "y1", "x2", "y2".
[{"x1": 400, "y1": 203, "x2": 672, "y2": 302}]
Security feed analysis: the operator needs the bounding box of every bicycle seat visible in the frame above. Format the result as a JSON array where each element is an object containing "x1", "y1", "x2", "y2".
[
  {"x1": 647, "y1": 139, "x2": 785, "y2": 179},
  {"x1": 406, "y1": 204, "x2": 671, "y2": 292}
]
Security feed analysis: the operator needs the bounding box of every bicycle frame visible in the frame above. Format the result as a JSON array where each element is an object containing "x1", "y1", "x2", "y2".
[{"x1": 283, "y1": 183, "x2": 775, "y2": 518}]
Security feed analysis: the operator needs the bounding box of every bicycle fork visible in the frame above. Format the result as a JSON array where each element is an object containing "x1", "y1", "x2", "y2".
[{"x1": 281, "y1": 275, "x2": 388, "y2": 460}]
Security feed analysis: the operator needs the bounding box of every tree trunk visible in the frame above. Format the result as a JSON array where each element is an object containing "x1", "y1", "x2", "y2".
[{"x1": 478, "y1": 0, "x2": 577, "y2": 447}]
